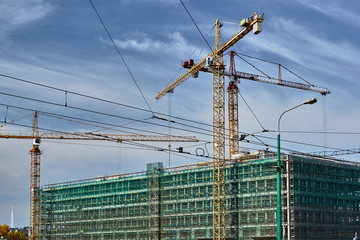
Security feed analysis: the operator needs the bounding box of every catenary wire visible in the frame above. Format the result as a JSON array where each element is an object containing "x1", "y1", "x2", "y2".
[
  {"x1": 179, "y1": 0, "x2": 213, "y2": 53},
  {"x1": 42, "y1": 139, "x2": 155, "y2": 150},
  {"x1": 0, "y1": 89, "x2": 255, "y2": 142},
  {"x1": 238, "y1": 92, "x2": 267, "y2": 131},
  {"x1": 0, "y1": 105, "x2": 331, "y2": 159},
  {"x1": 266, "y1": 130, "x2": 360, "y2": 135},
  {"x1": 43, "y1": 139, "x2": 210, "y2": 163},
  {"x1": 1, "y1": 115, "x2": 351, "y2": 161},
  {"x1": 0, "y1": 72, "x2": 217, "y2": 130},
  {"x1": 0, "y1": 102, "x2": 215, "y2": 142},
  {"x1": 0, "y1": 119, "x2": 215, "y2": 161},
  {"x1": 88, "y1": 0, "x2": 155, "y2": 116},
  {"x1": 0, "y1": 92, "x2": 218, "y2": 138},
  {"x1": 0, "y1": 100, "x2": 345, "y2": 153}
]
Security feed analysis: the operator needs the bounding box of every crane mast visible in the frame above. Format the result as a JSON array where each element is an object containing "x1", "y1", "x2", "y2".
[
  {"x1": 183, "y1": 50, "x2": 330, "y2": 162},
  {"x1": 228, "y1": 51, "x2": 240, "y2": 158},
  {"x1": 29, "y1": 112, "x2": 41, "y2": 240},
  {"x1": 212, "y1": 19, "x2": 226, "y2": 239},
  {"x1": 1, "y1": 111, "x2": 198, "y2": 240},
  {"x1": 170, "y1": 13, "x2": 331, "y2": 239},
  {"x1": 156, "y1": 13, "x2": 264, "y2": 240}
]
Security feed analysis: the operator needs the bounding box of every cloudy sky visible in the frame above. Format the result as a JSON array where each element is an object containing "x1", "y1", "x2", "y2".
[{"x1": 0, "y1": 0, "x2": 359, "y2": 227}]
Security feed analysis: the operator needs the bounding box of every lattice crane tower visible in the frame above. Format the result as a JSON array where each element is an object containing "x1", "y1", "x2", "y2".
[{"x1": 156, "y1": 13, "x2": 264, "y2": 240}]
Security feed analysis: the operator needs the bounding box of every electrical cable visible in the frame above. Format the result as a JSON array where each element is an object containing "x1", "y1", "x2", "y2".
[
  {"x1": 244, "y1": 138, "x2": 356, "y2": 162},
  {"x1": 179, "y1": 0, "x2": 213, "y2": 53},
  {"x1": 0, "y1": 103, "x2": 215, "y2": 145},
  {"x1": 238, "y1": 92, "x2": 267, "y2": 132},
  {"x1": 45, "y1": 140, "x2": 208, "y2": 163},
  {"x1": 0, "y1": 93, "x2": 217, "y2": 138},
  {"x1": 0, "y1": 89, "x2": 252, "y2": 143},
  {"x1": 0, "y1": 100, "x2": 347, "y2": 153},
  {"x1": 269, "y1": 130, "x2": 360, "y2": 135},
  {"x1": 88, "y1": 0, "x2": 155, "y2": 116},
  {"x1": 251, "y1": 132, "x2": 343, "y2": 151},
  {"x1": 0, "y1": 88, "x2": 231, "y2": 143},
  {"x1": 2, "y1": 113, "x2": 353, "y2": 162},
  {"x1": 0, "y1": 72, "x2": 218, "y2": 131},
  {"x1": 42, "y1": 139, "x2": 154, "y2": 150},
  {"x1": 1, "y1": 71, "x2": 335, "y2": 148},
  {"x1": 0, "y1": 103, "x2": 311, "y2": 160},
  {"x1": 0, "y1": 119, "x2": 214, "y2": 161}
]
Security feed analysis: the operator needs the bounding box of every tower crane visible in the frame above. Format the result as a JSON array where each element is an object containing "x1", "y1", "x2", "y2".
[
  {"x1": 157, "y1": 12, "x2": 331, "y2": 239},
  {"x1": 182, "y1": 50, "x2": 330, "y2": 159},
  {"x1": 156, "y1": 13, "x2": 264, "y2": 240},
  {"x1": 0, "y1": 111, "x2": 198, "y2": 240}
]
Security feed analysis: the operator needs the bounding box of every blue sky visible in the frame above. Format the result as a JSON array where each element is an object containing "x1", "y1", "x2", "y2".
[{"x1": 0, "y1": 0, "x2": 359, "y2": 227}]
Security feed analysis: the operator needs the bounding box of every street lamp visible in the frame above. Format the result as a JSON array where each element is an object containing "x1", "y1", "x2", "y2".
[{"x1": 276, "y1": 98, "x2": 317, "y2": 240}]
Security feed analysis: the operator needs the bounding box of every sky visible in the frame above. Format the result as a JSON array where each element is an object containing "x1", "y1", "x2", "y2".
[{"x1": 0, "y1": 0, "x2": 359, "y2": 228}]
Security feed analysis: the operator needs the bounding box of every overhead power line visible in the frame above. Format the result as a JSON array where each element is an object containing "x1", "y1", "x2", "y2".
[
  {"x1": 0, "y1": 102, "x2": 214, "y2": 141},
  {"x1": 0, "y1": 91, "x2": 216, "y2": 137},
  {"x1": 179, "y1": 0, "x2": 213, "y2": 53},
  {"x1": 0, "y1": 72, "x2": 216, "y2": 130},
  {"x1": 268, "y1": 130, "x2": 360, "y2": 135},
  {"x1": 238, "y1": 92, "x2": 267, "y2": 132},
  {"x1": 0, "y1": 98, "x2": 345, "y2": 153},
  {"x1": 88, "y1": 0, "x2": 154, "y2": 115},
  {"x1": 0, "y1": 119, "x2": 213, "y2": 162}
]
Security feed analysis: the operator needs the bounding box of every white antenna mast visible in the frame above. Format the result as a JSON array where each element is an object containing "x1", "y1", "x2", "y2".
[{"x1": 10, "y1": 203, "x2": 15, "y2": 229}]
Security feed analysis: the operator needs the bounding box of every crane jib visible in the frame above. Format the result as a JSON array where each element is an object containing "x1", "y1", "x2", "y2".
[{"x1": 155, "y1": 16, "x2": 264, "y2": 100}]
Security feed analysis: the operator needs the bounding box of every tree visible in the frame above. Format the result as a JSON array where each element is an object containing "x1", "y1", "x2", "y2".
[
  {"x1": 7, "y1": 231, "x2": 27, "y2": 240},
  {"x1": 0, "y1": 225, "x2": 28, "y2": 240},
  {"x1": 0, "y1": 224, "x2": 10, "y2": 238}
]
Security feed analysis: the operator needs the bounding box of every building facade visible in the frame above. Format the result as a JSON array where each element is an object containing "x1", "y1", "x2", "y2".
[{"x1": 39, "y1": 151, "x2": 360, "y2": 239}]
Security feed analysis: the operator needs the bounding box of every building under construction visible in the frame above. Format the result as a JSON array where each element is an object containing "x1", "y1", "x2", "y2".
[{"x1": 39, "y1": 150, "x2": 360, "y2": 240}]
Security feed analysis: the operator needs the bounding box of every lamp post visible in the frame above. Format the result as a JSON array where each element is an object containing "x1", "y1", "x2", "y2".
[{"x1": 276, "y1": 98, "x2": 317, "y2": 240}]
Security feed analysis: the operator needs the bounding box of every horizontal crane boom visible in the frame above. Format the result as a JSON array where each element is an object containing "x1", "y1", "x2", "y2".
[
  {"x1": 182, "y1": 60, "x2": 330, "y2": 95},
  {"x1": 0, "y1": 132, "x2": 199, "y2": 142},
  {"x1": 155, "y1": 13, "x2": 264, "y2": 100}
]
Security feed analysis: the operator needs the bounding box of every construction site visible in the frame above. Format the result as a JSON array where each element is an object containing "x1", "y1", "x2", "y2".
[
  {"x1": 39, "y1": 151, "x2": 360, "y2": 240},
  {"x1": 1, "y1": 2, "x2": 360, "y2": 240}
]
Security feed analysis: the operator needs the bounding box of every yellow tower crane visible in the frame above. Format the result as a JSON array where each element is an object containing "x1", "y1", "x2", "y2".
[
  {"x1": 0, "y1": 111, "x2": 198, "y2": 240},
  {"x1": 156, "y1": 13, "x2": 264, "y2": 240},
  {"x1": 161, "y1": 13, "x2": 330, "y2": 239}
]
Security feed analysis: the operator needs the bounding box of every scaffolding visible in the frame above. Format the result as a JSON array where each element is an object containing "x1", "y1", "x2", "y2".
[
  {"x1": 40, "y1": 151, "x2": 360, "y2": 240},
  {"x1": 290, "y1": 157, "x2": 360, "y2": 239}
]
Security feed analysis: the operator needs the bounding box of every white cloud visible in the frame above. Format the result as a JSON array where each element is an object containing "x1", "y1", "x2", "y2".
[
  {"x1": 297, "y1": 0, "x2": 360, "y2": 26},
  {"x1": 104, "y1": 32, "x2": 195, "y2": 57},
  {"x1": 0, "y1": 0, "x2": 53, "y2": 37}
]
